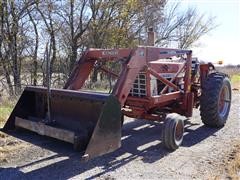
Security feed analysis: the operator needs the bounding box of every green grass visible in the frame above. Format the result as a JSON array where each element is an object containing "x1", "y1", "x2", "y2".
[
  {"x1": 231, "y1": 74, "x2": 240, "y2": 83},
  {"x1": 230, "y1": 74, "x2": 240, "y2": 89},
  {"x1": 0, "y1": 104, "x2": 14, "y2": 127}
]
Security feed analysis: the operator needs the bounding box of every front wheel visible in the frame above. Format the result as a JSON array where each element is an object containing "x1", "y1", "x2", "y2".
[{"x1": 162, "y1": 113, "x2": 185, "y2": 150}]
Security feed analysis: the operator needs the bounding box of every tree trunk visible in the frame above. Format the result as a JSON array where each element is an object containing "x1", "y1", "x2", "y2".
[
  {"x1": 0, "y1": 1, "x2": 13, "y2": 96},
  {"x1": 28, "y1": 8, "x2": 38, "y2": 86},
  {"x1": 12, "y1": 32, "x2": 21, "y2": 95},
  {"x1": 2, "y1": 62, "x2": 14, "y2": 96},
  {"x1": 11, "y1": 1, "x2": 21, "y2": 95},
  {"x1": 92, "y1": 68, "x2": 98, "y2": 83},
  {"x1": 33, "y1": 37, "x2": 38, "y2": 86},
  {"x1": 50, "y1": 32, "x2": 56, "y2": 81},
  {"x1": 69, "y1": 44, "x2": 78, "y2": 72},
  {"x1": 69, "y1": 0, "x2": 76, "y2": 73}
]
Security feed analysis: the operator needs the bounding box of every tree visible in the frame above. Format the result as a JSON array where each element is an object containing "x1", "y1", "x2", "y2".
[
  {"x1": 87, "y1": 0, "x2": 166, "y2": 48},
  {"x1": 57, "y1": 0, "x2": 93, "y2": 72},
  {"x1": 0, "y1": 0, "x2": 35, "y2": 95},
  {"x1": 35, "y1": 1, "x2": 58, "y2": 84},
  {"x1": 156, "y1": 2, "x2": 216, "y2": 49},
  {"x1": 0, "y1": 1, "x2": 14, "y2": 95},
  {"x1": 87, "y1": 0, "x2": 166, "y2": 82},
  {"x1": 27, "y1": 6, "x2": 39, "y2": 86},
  {"x1": 176, "y1": 8, "x2": 216, "y2": 49}
]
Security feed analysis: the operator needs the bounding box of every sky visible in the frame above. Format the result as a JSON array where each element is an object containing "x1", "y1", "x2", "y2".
[{"x1": 169, "y1": 0, "x2": 240, "y2": 65}]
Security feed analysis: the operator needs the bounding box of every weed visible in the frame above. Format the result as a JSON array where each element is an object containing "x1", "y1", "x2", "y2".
[{"x1": 0, "y1": 99, "x2": 15, "y2": 127}]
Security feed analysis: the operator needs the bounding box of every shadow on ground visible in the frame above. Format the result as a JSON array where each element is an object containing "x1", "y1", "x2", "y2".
[{"x1": 0, "y1": 117, "x2": 221, "y2": 180}]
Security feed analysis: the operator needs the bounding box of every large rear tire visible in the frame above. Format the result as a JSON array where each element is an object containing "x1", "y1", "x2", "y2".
[
  {"x1": 162, "y1": 113, "x2": 185, "y2": 150},
  {"x1": 200, "y1": 73, "x2": 231, "y2": 127},
  {"x1": 121, "y1": 114, "x2": 124, "y2": 127}
]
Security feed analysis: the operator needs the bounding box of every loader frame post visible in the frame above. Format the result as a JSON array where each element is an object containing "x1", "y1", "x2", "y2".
[
  {"x1": 183, "y1": 51, "x2": 193, "y2": 117},
  {"x1": 46, "y1": 42, "x2": 52, "y2": 123},
  {"x1": 112, "y1": 47, "x2": 147, "y2": 107}
]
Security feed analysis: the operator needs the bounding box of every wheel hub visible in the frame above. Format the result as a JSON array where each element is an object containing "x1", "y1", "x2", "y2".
[
  {"x1": 218, "y1": 85, "x2": 230, "y2": 118},
  {"x1": 175, "y1": 121, "x2": 184, "y2": 141}
]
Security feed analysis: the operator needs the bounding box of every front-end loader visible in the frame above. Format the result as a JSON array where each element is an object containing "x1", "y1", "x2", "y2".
[{"x1": 2, "y1": 33, "x2": 232, "y2": 161}]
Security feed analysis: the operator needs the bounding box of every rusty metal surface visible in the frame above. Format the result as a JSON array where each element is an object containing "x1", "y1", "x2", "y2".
[
  {"x1": 3, "y1": 87, "x2": 122, "y2": 160},
  {"x1": 83, "y1": 95, "x2": 122, "y2": 161},
  {"x1": 87, "y1": 48, "x2": 132, "y2": 59},
  {"x1": 3, "y1": 87, "x2": 108, "y2": 131},
  {"x1": 112, "y1": 47, "x2": 147, "y2": 107},
  {"x1": 148, "y1": 68, "x2": 179, "y2": 91},
  {"x1": 15, "y1": 117, "x2": 75, "y2": 144},
  {"x1": 146, "y1": 47, "x2": 191, "y2": 60}
]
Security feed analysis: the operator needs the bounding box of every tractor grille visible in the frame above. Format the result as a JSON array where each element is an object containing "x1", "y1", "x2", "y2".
[{"x1": 130, "y1": 73, "x2": 147, "y2": 97}]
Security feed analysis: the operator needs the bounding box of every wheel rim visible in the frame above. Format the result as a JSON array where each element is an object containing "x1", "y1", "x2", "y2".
[
  {"x1": 175, "y1": 121, "x2": 184, "y2": 142},
  {"x1": 218, "y1": 85, "x2": 230, "y2": 118}
]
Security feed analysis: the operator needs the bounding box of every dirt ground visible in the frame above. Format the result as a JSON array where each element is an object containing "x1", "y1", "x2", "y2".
[{"x1": 0, "y1": 92, "x2": 239, "y2": 180}]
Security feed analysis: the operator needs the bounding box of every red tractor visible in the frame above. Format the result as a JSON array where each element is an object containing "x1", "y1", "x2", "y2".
[{"x1": 3, "y1": 37, "x2": 231, "y2": 161}]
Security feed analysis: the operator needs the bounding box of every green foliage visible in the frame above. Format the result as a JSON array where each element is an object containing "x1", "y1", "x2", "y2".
[
  {"x1": 231, "y1": 74, "x2": 240, "y2": 83},
  {"x1": 88, "y1": 0, "x2": 165, "y2": 48}
]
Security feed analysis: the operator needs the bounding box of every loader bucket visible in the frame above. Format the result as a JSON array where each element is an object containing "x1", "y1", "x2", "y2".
[{"x1": 3, "y1": 86, "x2": 122, "y2": 160}]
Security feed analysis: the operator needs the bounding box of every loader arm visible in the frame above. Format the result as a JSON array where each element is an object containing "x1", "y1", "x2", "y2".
[{"x1": 64, "y1": 48, "x2": 133, "y2": 91}]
